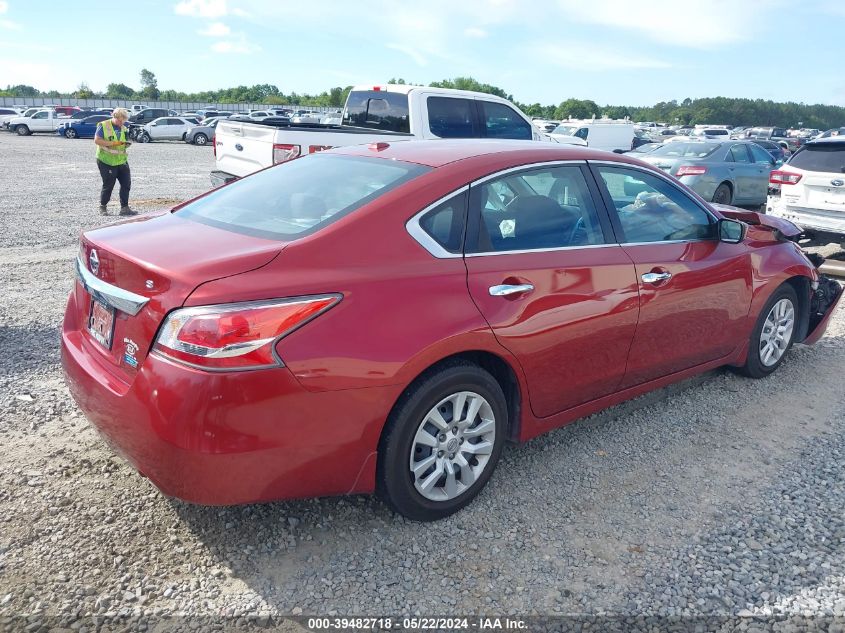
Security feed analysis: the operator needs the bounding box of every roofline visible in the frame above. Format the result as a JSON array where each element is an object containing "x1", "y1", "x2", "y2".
[{"x1": 349, "y1": 83, "x2": 515, "y2": 102}]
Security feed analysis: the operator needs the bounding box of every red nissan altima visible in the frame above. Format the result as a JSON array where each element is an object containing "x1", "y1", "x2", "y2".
[{"x1": 62, "y1": 140, "x2": 842, "y2": 520}]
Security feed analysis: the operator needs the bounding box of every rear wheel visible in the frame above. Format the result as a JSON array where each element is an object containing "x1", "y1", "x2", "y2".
[
  {"x1": 194, "y1": 133, "x2": 208, "y2": 146},
  {"x1": 377, "y1": 362, "x2": 507, "y2": 521},
  {"x1": 712, "y1": 182, "x2": 733, "y2": 205},
  {"x1": 16, "y1": 125, "x2": 30, "y2": 136},
  {"x1": 740, "y1": 284, "x2": 798, "y2": 378}
]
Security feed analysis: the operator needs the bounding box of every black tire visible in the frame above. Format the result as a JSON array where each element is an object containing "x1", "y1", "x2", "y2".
[
  {"x1": 64, "y1": 128, "x2": 77, "y2": 139},
  {"x1": 194, "y1": 133, "x2": 208, "y2": 146},
  {"x1": 712, "y1": 182, "x2": 733, "y2": 205},
  {"x1": 16, "y1": 125, "x2": 30, "y2": 136},
  {"x1": 739, "y1": 284, "x2": 799, "y2": 379},
  {"x1": 137, "y1": 132, "x2": 150, "y2": 143},
  {"x1": 377, "y1": 361, "x2": 507, "y2": 521}
]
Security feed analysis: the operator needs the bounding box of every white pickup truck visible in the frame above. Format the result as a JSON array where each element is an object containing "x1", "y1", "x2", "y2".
[
  {"x1": 211, "y1": 84, "x2": 544, "y2": 186},
  {"x1": 7, "y1": 109, "x2": 65, "y2": 136}
]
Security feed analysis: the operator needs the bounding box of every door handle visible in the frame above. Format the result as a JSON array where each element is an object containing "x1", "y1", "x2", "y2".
[
  {"x1": 641, "y1": 272, "x2": 672, "y2": 284},
  {"x1": 489, "y1": 283, "x2": 534, "y2": 296}
]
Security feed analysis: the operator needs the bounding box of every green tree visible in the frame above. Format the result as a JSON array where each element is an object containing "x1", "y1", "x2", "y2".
[
  {"x1": 74, "y1": 82, "x2": 94, "y2": 99},
  {"x1": 139, "y1": 68, "x2": 159, "y2": 100},
  {"x1": 106, "y1": 82, "x2": 135, "y2": 99},
  {"x1": 555, "y1": 98, "x2": 600, "y2": 120},
  {"x1": 5, "y1": 84, "x2": 39, "y2": 97}
]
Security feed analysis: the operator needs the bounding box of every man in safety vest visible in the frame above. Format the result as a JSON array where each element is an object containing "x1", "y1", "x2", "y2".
[{"x1": 94, "y1": 108, "x2": 136, "y2": 216}]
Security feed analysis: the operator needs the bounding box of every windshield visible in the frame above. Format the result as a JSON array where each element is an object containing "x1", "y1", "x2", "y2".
[
  {"x1": 651, "y1": 142, "x2": 721, "y2": 158},
  {"x1": 788, "y1": 144, "x2": 845, "y2": 173},
  {"x1": 552, "y1": 125, "x2": 579, "y2": 136},
  {"x1": 178, "y1": 154, "x2": 430, "y2": 240}
]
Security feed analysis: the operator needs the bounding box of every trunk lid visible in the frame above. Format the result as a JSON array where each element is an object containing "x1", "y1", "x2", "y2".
[
  {"x1": 215, "y1": 120, "x2": 277, "y2": 177},
  {"x1": 74, "y1": 212, "x2": 282, "y2": 375}
]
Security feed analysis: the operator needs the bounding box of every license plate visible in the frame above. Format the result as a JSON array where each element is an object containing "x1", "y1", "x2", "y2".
[{"x1": 88, "y1": 297, "x2": 115, "y2": 349}]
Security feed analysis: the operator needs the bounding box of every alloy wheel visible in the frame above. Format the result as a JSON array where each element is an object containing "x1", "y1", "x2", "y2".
[
  {"x1": 759, "y1": 298, "x2": 795, "y2": 367},
  {"x1": 409, "y1": 391, "x2": 496, "y2": 502}
]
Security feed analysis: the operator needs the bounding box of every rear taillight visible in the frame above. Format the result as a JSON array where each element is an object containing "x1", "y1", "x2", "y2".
[
  {"x1": 273, "y1": 143, "x2": 301, "y2": 164},
  {"x1": 153, "y1": 295, "x2": 341, "y2": 370},
  {"x1": 676, "y1": 165, "x2": 707, "y2": 176},
  {"x1": 770, "y1": 170, "x2": 802, "y2": 185}
]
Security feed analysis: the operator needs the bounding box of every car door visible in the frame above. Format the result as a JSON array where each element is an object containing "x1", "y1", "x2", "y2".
[
  {"x1": 463, "y1": 162, "x2": 640, "y2": 418},
  {"x1": 591, "y1": 163, "x2": 753, "y2": 388},
  {"x1": 748, "y1": 142, "x2": 777, "y2": 203},
  {"x1": 30, "y1": 110, "x2": 49, "y2": 131},
  {"x1": 726, "y1": 143, "x2": 756, "y2": 203}
]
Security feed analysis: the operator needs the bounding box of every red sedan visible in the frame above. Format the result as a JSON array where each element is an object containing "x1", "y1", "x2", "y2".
[{"x1": 61, "y1": 141, "x2": 842, "y2": 521}]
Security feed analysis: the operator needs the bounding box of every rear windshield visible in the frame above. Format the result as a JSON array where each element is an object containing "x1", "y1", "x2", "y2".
[
  {"x1": 651, "y1": 142, "x2": 721, "y2": 158},
  {"x1": 343, "y1": 90, "x2": 410, "y2": 133},
  {"x1": 788, "y1": 144, "x2": 845, "y2": 173},
  {"x1": 178, "y1": 154, "x2": 430, "y2": 240}
]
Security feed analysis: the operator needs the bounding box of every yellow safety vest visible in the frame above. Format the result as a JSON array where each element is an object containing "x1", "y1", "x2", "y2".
[{"x1": 96, "y1": 120, "x2": 128, "y2": 166}]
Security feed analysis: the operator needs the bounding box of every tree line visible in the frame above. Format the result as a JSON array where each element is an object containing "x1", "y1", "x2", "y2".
[{"x1": 2, "y1": 71, "x2": 843, "y2": 129}]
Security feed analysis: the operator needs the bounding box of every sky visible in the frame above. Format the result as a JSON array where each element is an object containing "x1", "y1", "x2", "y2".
[{"x1": 1, "y1": 0, "x2": 844, "y2": 107}]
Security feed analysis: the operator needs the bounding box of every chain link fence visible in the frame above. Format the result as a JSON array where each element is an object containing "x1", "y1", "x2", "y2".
[{"x1": 0, "y1": 97, "x2": 338, "y2": 113}]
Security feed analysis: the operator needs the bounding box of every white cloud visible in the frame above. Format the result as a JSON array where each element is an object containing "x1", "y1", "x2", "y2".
[
  {"x1": 386, "y1": 43, "x2": 428, "y2": 67},
  {"x1": 198, "y1": 21, "x2": 230, "y2": 36},
  {"x1": 556, "y1": 0, "x2": 786, "y2": 47},
  {"x1": 0, "y1": 1, "x2": 7, "y2": 13},
  {"x1": 211, "y1": 36, "x2": 259, "y2": 54},
  {"x1": 464, "y1": 26, "x2": 487, "y2": 38},
  {"x1": 174, "y1": 0, "x2": 228, "y2": 18},
  {"x1": 0, "y1": 18, "x2": 20, "y2": 29},
  {"x1": 538, "y1": 42, "x2": 671, "y2": 71}
]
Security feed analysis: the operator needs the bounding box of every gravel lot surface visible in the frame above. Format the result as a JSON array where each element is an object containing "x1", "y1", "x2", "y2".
[{"x1": 1, "y1": 133, "x2": 844, "y2": 632}]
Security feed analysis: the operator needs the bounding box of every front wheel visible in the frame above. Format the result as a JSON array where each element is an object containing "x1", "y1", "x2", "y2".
[
  {"x1": 377, "y1": 362, "x2": 507, "y2": 521},
  {"x1": 137, "y1": 132, "x2": 151, "y2": 143},
  {"x1": 740, "y1": 284, "x2": 798, "y2": 378},
  {"x1": 16, "y1": 125, "x2": 30, "y2": 136},
  {"x1": 65, "y1": 128, "x2": 77, "y2": 139},
  {"x1": 193, "y1": 133, "x2": 208, "y2": 146}
]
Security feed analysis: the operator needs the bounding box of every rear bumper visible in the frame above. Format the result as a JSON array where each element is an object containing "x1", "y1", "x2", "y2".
[
  {"x1": 61, "y1": 293, "x2": 388, "y2": 505},
  {"x1": 210, "y1": 170, "x2": 238, "y2": 188},
  {"x1": 768, "y1": 199, "x2": 845, "y2": 239}
]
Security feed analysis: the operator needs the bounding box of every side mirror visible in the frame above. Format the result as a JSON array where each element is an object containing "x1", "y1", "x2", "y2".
[{"x1": 719, "y1": 218, "x2": 745, "y2": 244}]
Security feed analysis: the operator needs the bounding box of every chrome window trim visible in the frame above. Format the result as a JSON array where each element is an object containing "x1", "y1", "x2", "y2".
[
  {"x1": 75, "y1": 257, "x2": 150, "y2": 316},
  {"x1": 465, "y1": 243, "x2": 617, "y2": 258},
  {"x1": 471, "y1": 159, "x2": 587, "y2": 187},
  {"x1": 405, "y1": 185, "x2": 469, "y2": 259}
]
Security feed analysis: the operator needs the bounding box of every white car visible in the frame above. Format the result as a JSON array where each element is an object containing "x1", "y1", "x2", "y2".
[
  {"x1": 6, "y1": 109, "x2": 64, "y2": 135},
  {"x1": 548, "y1": 121, "x2": 635, "y2": 152},
  {"x1": 136, "y1": 117, "x2": 201, "y2": 142},
  {"x1": 0, "y1": 107, "x2": 22, "y2": 127},
  {"x1": 768, "y1": 137, "x2": 845, "y2": 247},
  {"x1": 290, "y1": 111, "x2": 321, "y2": 124}
]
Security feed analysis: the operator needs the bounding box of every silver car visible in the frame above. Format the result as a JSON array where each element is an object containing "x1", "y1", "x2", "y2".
[
  {"x1": 184, "y1": 117, "x2": 218, "y2": 146},
  {"x1": 639, "y1": 140, "x2": 777, "y2": 206}
]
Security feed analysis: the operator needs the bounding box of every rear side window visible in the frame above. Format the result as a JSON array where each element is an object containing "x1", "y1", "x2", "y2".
[
  {"x1": 343, "y1": 90, "x2": 410, "y2": 133},
  {"x1": 178, "y1": 154, "x2": 430, "y2": 240},
  {"x1": 418, "y1": 192, "x2": 467, "y2": 253},
  {"x1": 427, "y1": 97, "x2": 476, "y2": 138},
  {"x1": 729, "y1": 145, "x2": 750, "y2": 163},
  {"x1": 468, "y1": 165, "x2": 606, "y2": 253},
  {"x1": 788, "y1": 144, "x2": 845, "y2": 173},
  {"x1": 479, "y1": 101, "x2": 532, "y2": 139}
]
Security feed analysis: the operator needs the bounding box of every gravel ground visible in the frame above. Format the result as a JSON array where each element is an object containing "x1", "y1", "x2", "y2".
[{"x1": 1, "y1": 133, "x2": 844, "y2": 632}]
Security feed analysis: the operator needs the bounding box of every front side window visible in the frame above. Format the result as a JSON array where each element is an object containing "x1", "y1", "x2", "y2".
[
  {"x1": 33, "y1": 111, "x2": 48, "y2": 119},
  {"x1": 574, "y1": 127, "x2": 589, "y2": 140},
  {"x1": 749, "y1": 143, "x2": 775, "y2": 164},
  {"x1": 178, "y1": 154, "x2": 430, "y2": 240},
  {"x1": 480, "y1": 101, "x2": 532, "y2": 140},
  {"x1": 596, "y1": 166, "x2": 715, "y2": 243},
  {"x1": 468, "y1": 165, "x2": 606, "y2": 253},
  {"x1": 427, "y1": 97, "x2": 475, "y2": 138}
]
